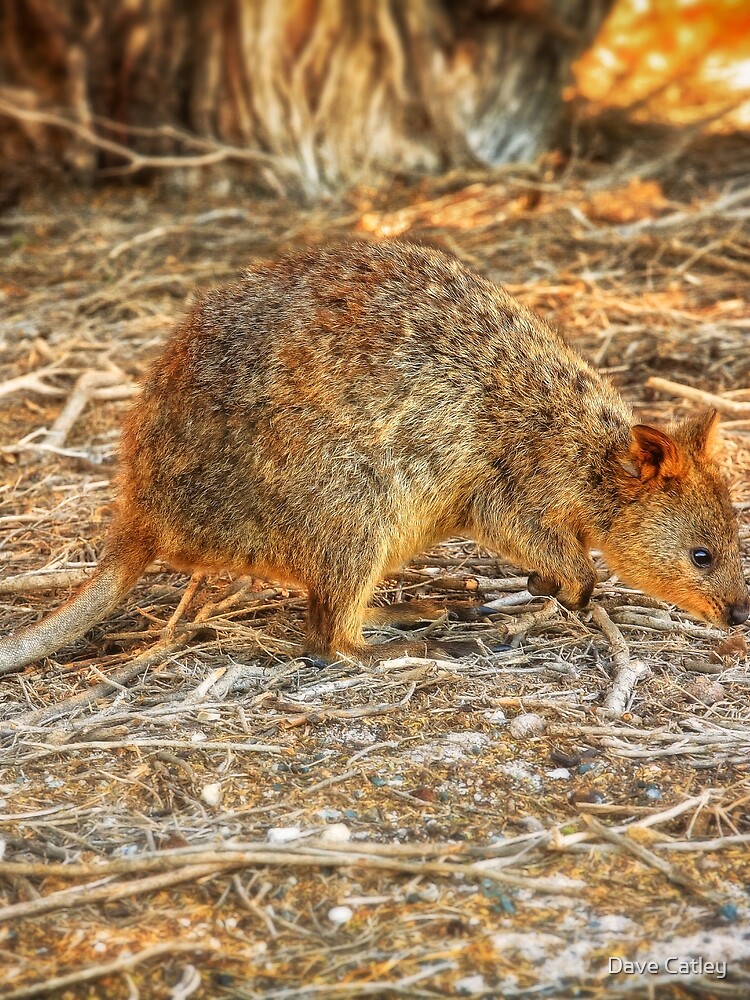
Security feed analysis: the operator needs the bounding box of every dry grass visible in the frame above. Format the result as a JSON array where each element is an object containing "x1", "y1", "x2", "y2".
[{"x1": 0, "y1": 137, "x2": 749, "y2": 998}]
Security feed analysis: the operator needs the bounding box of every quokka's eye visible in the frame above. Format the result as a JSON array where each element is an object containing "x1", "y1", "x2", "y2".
[{"x1": 690, "y1": 548, "x2": 713, "y2": 569}]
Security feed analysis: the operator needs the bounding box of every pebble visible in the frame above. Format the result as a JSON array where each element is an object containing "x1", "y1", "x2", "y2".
[
  {"x1": 509, "y1": 713, "x2": 545, "y2": 739},
  {"x1": 267, "y1": 826, "x2": 303, "y2": 844},
  {"x1": 718, "y1": 903, "x2": 739, "y2": 922},
  {"x1": 201, "y1": 782, "x2": 222, "y2": 807},
  {"x1": 318, "y1": 823, "x2": 351, "y2": 843},
  {"x1": 642, "y1": 784, "x2": 662, "y2": 801},
  {"x1": 327, "y1": 905, "x2": 354, "y2": 925},
  {"x1": 415, "y1": 883, "x2": 439, "y2": 903},
  {"x1": 484, "y1": 708, "x2": 507, "y2": 725},
  {"x1": 687, "y1": 676, "x2": 726, "y2": 705},
  {"x1": 317, "y1": 807, "x2": 343, "y2": 821},
  {"x1": 545, "y1": 768, "x2": 571, "y2": 780},
  {"x1": 455, "y1": 974, "x2": 488, "y2": 995},
  {"x1": 569, "y1": 787, "x2": 606, "y2": 805}
]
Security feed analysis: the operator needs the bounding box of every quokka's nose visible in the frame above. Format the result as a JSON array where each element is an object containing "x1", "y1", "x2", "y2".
[{"x1": 727, "y1": 602, "x2": 750, "y2": 626}]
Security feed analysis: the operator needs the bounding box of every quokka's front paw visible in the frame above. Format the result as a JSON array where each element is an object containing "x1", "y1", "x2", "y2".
[
  {"x1": 555, "y1": 578, "x2": 596, "y2": 611},
  {"x1": 528, "y1": 572, "x2": 596, "y2": 611},
  {"x1": 527, "y1": 572, "x2": 561, "y2": 597}
]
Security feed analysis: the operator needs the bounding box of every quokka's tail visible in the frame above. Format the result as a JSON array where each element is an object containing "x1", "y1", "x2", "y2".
[{"x1": 0, "y1": 533, "x2": 153, "y2": 675}]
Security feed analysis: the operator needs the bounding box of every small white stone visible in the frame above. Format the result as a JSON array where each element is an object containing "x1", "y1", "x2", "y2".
[
  {"x1": 318, "y1": 823, "x2": 351, "y2": 843},
  {"x1": 267, "y1": 826, "x2": 303, "y2": 844},
  {"x1": 483, "y1": 708, "x2": 507, "y2": 725},
  {"x1": 328, "y1": 905, "x2": 354, "y2": 925},
  {"x1": 509, "y1": 712, "x2": 546, "y2": 739},
  {"x1": 456, "y1": 974, "x2": 488, "y2": 995},
  {"x1": 201, "y1": 782, "x2": 222, "y2": 807},
  {"x1": 546, "y1": 768, "x2": 571, "y2": 780},
  {"x1": 418, "y1": 883, "x2": 439, "y2": 903}
]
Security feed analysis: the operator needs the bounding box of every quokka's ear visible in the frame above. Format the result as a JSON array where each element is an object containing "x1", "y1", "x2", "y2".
[
  {"x1": 618, "y1": 424, "x2": 685, "y2": 484},
  {"x1": 672, "y1": 407, "x2": 721, "y2": 459}
]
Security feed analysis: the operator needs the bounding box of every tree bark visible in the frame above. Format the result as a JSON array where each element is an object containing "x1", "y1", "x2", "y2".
[{"x1": 0, "y1": 0, "x2": 614, "y2": 194}]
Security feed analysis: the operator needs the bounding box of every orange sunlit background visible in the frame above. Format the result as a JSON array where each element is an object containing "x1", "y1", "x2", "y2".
[{"x1": 575, "y1": 0, "x2": 750, "y2": 126}]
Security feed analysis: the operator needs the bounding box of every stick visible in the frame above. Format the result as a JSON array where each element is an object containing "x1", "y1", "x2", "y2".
[
  {"x1": 0, "y1": 847, "x2": 580, "y2": 924},
  {"x1": 0, "y1": 940, "x2": 218, "y2": 1000},
  {"x1": 18, "y1": 738, "x2": 283, "y2": 760},
  {"x1": 0, "y1": 563, "x2": 164, "y2": 595},
  {"x1": 0, "y1": 99, "x2": 297, "y2": 177},
  {"x1": 162, "y1": 572, "x2": 205, "y2": 637},
  {"x1": 646, "y1": 377, "x2": 750, "y2": 416},
  {"x1": 42, "y1": 370, "x2": 131, "y2": 450},
  {"x1": 1, "y1": 638, "x2": 188, "y2": 724},
  {"x1": 582, "y1": 815, "x2": 724, "y2": 903},
  {"x1": 0, "y1": 365, "x2": 72, "y2": 400},
  {"x1": 0, "y1": 569, "x2": 94, "y2": 595},
  {"x1": 550, "y1": 791, "x2": 715, "y2": 850},
  {"x1": 590, "y1": 605, "x2": 649, "y2": 716}
]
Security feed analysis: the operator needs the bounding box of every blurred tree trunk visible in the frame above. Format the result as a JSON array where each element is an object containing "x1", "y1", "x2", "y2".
[{"x1": 0, "y1": 0, "x2": 614, "y2": 195}]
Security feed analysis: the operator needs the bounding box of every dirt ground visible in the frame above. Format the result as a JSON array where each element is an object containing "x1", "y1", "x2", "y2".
[{"x1": 1, "y1": 138, "x2": 749, "y2": 999}]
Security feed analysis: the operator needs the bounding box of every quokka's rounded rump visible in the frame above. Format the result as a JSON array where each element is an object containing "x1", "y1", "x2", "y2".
[{"x1": 0, "y1": 241, "x2": 747, "y2": 673}]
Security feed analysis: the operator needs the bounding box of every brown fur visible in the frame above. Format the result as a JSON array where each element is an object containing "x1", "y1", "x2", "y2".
[{"x1": 0, "y1": 242, "x2": 747, "y2": 673}]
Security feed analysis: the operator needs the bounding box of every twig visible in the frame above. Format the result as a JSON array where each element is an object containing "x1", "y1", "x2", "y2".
[
  {"x1": 0, "y1": 861, "x2": 231, "y2": 923},
  {"x1": 0, "y1": 845, "x2": 582, "y2": 924},
  {"x1": 41, "y1": 369, "x2": 133, "y2": 450},
  {"x1": 17, "y1": 738, "x2": 283, "y2": 760},
  {"x1": 582, "y1": 815, "x2": 724, "y2": 903},
  {"x1": 614, "y1": 610, "x2": 724, "y2": 639},
  {"x1": 0, "y1": 365, "x2": 73, "y2": 400},
  {"x1": 162, "y1": 572, "x2": 205, "y2": 638},
  {"x1": 615, "y1": 183, "x2": 750, "y2": 237},
  {"x1": 646, "y1": 377, "x2": 750, "y2": 416},
  {"x1": 1, "y1": 638, "x2": 188, "y2": 722},
  {"x1": 507, "y1": 599, "x2": 559, "y2": 645},
  {"x1": 0, "y1": 563, "x2": 166, "y2": 595},
  {"x1": 0, "y1": 940, "x2": 218, "y2": 1000},
  {"x1": 590, "y1": 605, "x2": 649, "y2": 715},
  {"x1": 551, "y1": 791, "x2": 715, "y2": 850},
  {"x1": 107, "y1": 209, "x2": 249, "y2": 259},
  {"x1": 260, "y1": 962, "x2": 456, "y2": 999},
  {"x1": 659, "y1": 833, "x2": 750, "y2": 852},
  {"x1": 0, "y1": 569, "x2": 93, "y2": 595},
  {"x1": 0, "y1": 99, "x2": 297, "y2": 177}
]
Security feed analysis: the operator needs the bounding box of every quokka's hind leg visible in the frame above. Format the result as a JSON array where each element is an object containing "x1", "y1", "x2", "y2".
[{"x1": 305, "y1": 583, "x2": 372, "y2": 661}]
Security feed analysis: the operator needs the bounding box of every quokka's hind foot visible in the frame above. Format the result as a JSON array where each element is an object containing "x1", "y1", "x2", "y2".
[
  {"x1": 352, "y1": 636, "x2": 502, "y2": 665},
  {"x1": 364, "y1": 599, "x2": 497, "y2": 631},
  {"x1": 295, "y1": 636, "x2": 501, "y2": 668}
]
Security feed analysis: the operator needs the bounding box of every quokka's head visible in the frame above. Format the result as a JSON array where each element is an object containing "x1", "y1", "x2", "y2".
[{"x1": 602, "y1": 408, "x2": 749, "y2": 628}]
